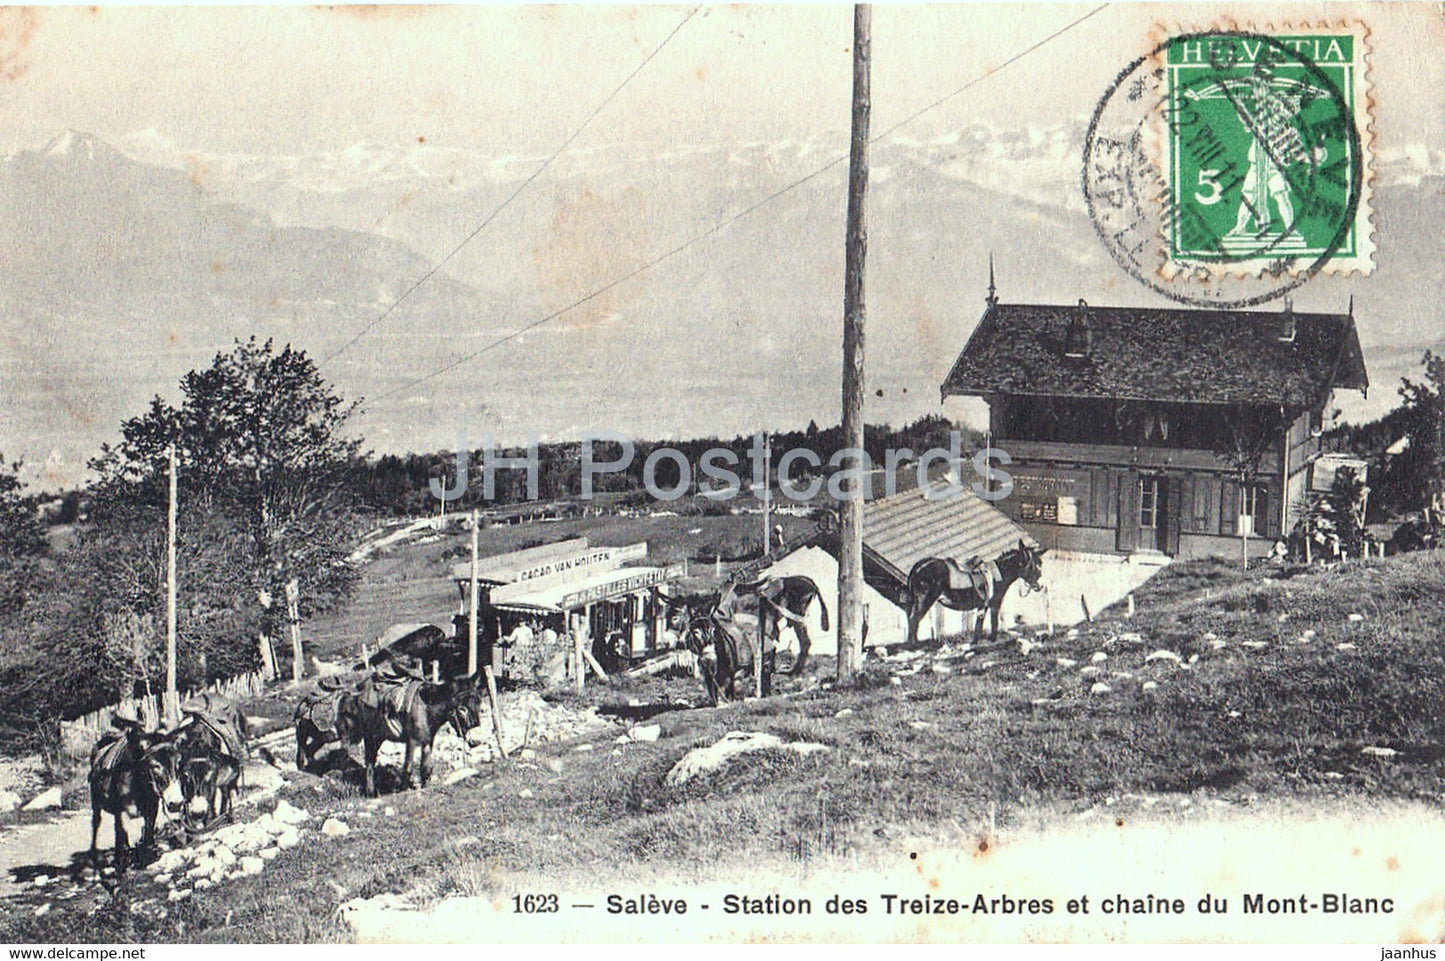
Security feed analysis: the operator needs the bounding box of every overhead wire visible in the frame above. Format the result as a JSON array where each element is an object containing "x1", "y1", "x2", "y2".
[
  {"x1": 363, "y1": 4, "x2": 1111, "y2": 408},
  {"x1": 321, "y1": 5, "x2": 702, "y2": 367}
]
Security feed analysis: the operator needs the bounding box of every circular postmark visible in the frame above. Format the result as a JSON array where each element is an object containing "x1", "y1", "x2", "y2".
[{"x1": 1083, "y1": 30, "x2": 1366, "y2": 308}]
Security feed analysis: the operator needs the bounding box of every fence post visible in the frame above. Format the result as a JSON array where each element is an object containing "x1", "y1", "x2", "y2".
[
  {"x1": 573, "y1": 624, "x2": 585, "y2": 695},
  {"x1": 483, "y1": 666, "x2": 507, "y2": 757},
  {"x1": 285, "y1": 579, "x2": 303, "y2": 682},
  {"x1": 257, "y1": 633, "x2": 277, "y2": 681}
]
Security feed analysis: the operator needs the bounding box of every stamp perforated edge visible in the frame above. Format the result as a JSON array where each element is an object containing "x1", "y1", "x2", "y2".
[{"x1": 1144, "y1": 20, "x2": 1377, "y2": 282}]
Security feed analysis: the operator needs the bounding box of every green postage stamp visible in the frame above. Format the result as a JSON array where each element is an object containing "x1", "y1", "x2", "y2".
[{"x1": 1162, "y1": 27, "x2": 1374, "y2": 276}]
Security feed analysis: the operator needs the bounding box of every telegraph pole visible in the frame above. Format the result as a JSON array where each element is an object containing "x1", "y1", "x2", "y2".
[
  {"x1": 165, "y1": 442, "x2": 178, "y2": 724},
  {"x1": 761, "y1": 432, "x2": 772, "y2": 556},
  {"x1": 468, "y1": 509, "x2": 481, "y2": 676},
  {"x1": 837, "y1": 4, "x2": 870, "y2": 683}
]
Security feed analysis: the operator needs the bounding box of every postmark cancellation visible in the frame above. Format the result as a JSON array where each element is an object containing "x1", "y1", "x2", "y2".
[{"x1": 1085, "y1": 23, "x2": 1375, "y2": 305}]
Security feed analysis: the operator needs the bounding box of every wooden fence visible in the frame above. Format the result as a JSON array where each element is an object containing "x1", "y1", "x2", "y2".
[{"x1": 58, "y1": 670, "x2": 268, "y2": 760}]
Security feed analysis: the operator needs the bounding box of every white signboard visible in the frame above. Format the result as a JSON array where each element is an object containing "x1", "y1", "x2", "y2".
[
  {"x1": 487, "y1": 543, "x2": 651, "y2": 606},
  {"x1": 1057, "y1": 496, "x2": 1078, "y2": 526},
  {"x1": 451, "y1": 537, "x2": 589, "y2": 583}
]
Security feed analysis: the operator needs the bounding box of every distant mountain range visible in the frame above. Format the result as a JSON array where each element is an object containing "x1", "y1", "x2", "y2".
[
  {"x1": 0, "y1": 130, "x2": 1440, "y2": 490},
  {"x1": 0, "y1": 131, "x2": 493, "y2": 489}
]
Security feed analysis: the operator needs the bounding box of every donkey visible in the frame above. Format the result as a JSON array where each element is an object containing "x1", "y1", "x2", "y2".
[
  {"x1": 728, "y1": 574, "x2": 830, "y2": 674},
  {"x1": 904, "y1": 539, "x2": 1045, "y2": 644},
  {"x1": 336, "y1": 673, "x2": 482, "y2": 796},
  {"x1": 683, "y1": 607, "x2": 777, "y2": 706},
  {"x1": 88, "y1": 723, "x2": 184, "y2": 876}
]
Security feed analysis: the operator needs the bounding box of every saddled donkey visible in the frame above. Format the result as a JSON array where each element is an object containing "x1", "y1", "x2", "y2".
[
  {"x1": 684, "y1": 594, "x2": 778, "y2": 706},
  {"x1": 294, "y1": 674, "x2": 362, "y2": 771},
  {"x1": 89, "y1": 721, "x2": 184, "y2": 876},
  {"x1": 168, "y1": 694, "x2": 250, "y2": 829},
  {"x1": 336, "y1": 673, "x2": 482, "y2": 796},
  {"x1": 293, "y1": 655, "x2": 423, "y2": 771},
  {"x1": 171, "y1": 725, "x2": 239, "y2": 828},
  {"x1": 904, "y1": 539, "x2": 1045, "y2": 644},
  {"x1": 729, "y1": 575, "x2": 829, "y2": 674}
]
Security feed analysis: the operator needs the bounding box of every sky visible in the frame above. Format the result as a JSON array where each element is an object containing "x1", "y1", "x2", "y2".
[
  {"x1": 0, "y1": 4, "x2": 1442, "y2": 489},
  {"x1": 4, "y1": 6, "x2": 1441, "y2": 156}
]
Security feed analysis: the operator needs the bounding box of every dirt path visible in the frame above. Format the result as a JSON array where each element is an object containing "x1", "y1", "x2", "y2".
[
  {"x1": 1, "y1": 749, "x2": 290, "y2": 903},
  {"x1": 0, "y1": 808, "x2": 94, "y2": 894}
]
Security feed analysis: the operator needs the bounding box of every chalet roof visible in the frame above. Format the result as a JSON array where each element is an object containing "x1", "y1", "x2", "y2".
[
  {"x1": 861, "y1": 482, "x2": 1039, "y2": 585},
  {"x1": 941, "y1": 301, "x2": 1368, "y2": 408}
]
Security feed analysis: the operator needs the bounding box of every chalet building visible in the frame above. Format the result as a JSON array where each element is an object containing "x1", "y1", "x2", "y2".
[{"x1": 941, "y1": 283, "x2": 1368, "y2": 560}]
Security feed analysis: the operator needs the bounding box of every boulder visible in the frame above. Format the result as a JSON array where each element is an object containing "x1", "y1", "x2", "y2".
[
  {"x1": 154, "y1": 849, "x2": 191, "y2": 873},
  {"x1": 1145, "y1": 650, "x2": 1183, "y2": 664},
  {"x1": 321, "y1": 817, "x2": 350, "y2": 838},
  {"x1": 0, "y1": 789, "x2": 21, "y2": 813},
  {"x1": 1089, "y1": 682, "x2": 1111, "y2": 695},
  {"x1": 443, "y1": 767, "x2": 477, "y2": 786},
  {"x1": 628, "y1": 724, "x2": 662, "y2": 743},
  {"x1": 665, "y1": 731, "x2": 830, "y2": 787},
  {"x1": 272, "y1": 800, "x2": 309, "y2": 825},
  {"x1": 22, "y1": 787, "x2": 62, "y2": 811}
]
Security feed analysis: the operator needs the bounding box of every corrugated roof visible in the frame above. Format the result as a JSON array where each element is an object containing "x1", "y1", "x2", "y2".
[
  {"x1": 941, "y1": 301, "x2": 1368, "y2": 407},
  {"x1": 862, "y1": 483, "x2": 1039, "y2": 584}
]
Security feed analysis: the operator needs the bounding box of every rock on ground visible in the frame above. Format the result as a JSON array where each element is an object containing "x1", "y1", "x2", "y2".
[
  {"x1": 22, "y1": 788, "x2": 62, "y2": 811},
  {"x1": 664, "y1": 732, "x2": 830, "y2": 787}
]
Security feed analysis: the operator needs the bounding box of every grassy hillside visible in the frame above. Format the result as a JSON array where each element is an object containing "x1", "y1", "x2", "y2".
[{"x1": 9, "y1": 549, "x2": 1443, "y2": 942}]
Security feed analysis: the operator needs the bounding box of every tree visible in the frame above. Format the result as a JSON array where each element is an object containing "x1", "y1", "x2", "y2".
[
  {"x1": 91, "y1": 337, "x2": 364, "y2": 678},
  {"x1": 1213, "y1": 404, "x2": 1290, "y2": 568},
  {"x1": 0, "y1": 456, "x2": 46, "y2": 616},
  {"x1": 1290, "y1": 466, "x2": 1368, "y2": 562},
  {"x1": 1389, "y1": 351, "x2": 1445, "y2": 516}
]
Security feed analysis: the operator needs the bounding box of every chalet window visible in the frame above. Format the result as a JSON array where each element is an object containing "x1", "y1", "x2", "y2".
[
  {"x1": 1139, "y1": 477, "x2": 1160, "y2": 529},
  {"x1": 1240, "y1": 484, "x2": 1268, "y2": 534}
]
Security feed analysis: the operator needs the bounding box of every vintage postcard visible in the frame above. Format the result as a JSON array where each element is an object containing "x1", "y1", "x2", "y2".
[{"x1": 0, "y1": 3, "x2": 1442, "y2": 947}]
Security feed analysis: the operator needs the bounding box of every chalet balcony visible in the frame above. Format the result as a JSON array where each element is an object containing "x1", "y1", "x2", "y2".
[{"x1": 996, "y1": 438, "x2": 1280, "y2": 475}]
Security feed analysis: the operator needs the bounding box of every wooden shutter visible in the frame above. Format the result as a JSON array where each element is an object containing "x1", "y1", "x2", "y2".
[
  {"x1": 1190, "y1": 477, "x2": 1210, "y2": 532},
  {"x1": 1165, "y1": 477, "x2": 1184, "y2": 555},
  {"x1": 1117, "y1": 471, "x2": 1140, "y2": 552},
  {"x1": 1220, "y1": 481, "x2": 1239, "y2": 536},
  {"x1": 1260, "y1": 485, "x2": 1277, "y2": 539}
]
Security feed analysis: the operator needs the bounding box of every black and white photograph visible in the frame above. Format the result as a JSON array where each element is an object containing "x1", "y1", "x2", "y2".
[{"x1": 0, "y1": 3, "x2": 1442, "y2": 945}]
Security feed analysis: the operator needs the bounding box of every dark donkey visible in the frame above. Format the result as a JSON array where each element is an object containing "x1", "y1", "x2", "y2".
[
  {"x1": 904, "y1": 539, "x2": 1045, "y2": 644},
  {"x1": 172, "y1": 693, "x2": 250, "y2": 828},
  {"x1": 729, "y1": 574, "x2": 830, "y2": 674},
  {"x1": 88, "y1": 721, "x2": 184, "y2": 876},
  {"x1": 683, "y1": 582, "x2": 780, "y2": 705},
  {"x1": 336, "y1": 672, "x2": 482, "y2": 796}
]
